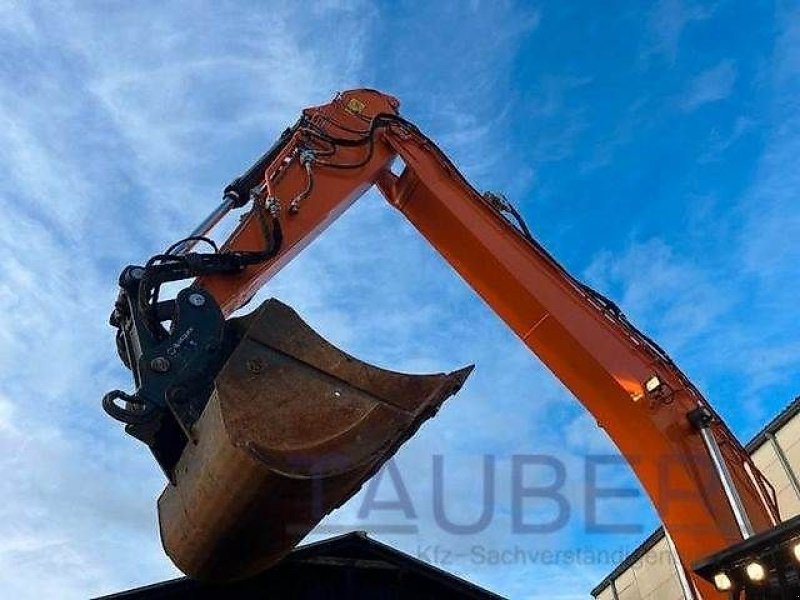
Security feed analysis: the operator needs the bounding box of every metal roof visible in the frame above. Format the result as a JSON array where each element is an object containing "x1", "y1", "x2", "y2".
[{"x1": 96, "y1": 531, "x2": 506, "y2": 600}]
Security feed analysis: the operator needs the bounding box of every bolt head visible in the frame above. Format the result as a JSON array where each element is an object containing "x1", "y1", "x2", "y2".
[
  {"x1": 150, "y1": 356, "x2": 171, "y2": 373},
  {"x1": 246, "y1": 358, "x2": 264, "y2": 374},
  {"x1": 129, "y1": 267, "x2": 145, "y2": 280},
  {"x1": 188, "y1": 293, "x2": 206, "y2": 307}
]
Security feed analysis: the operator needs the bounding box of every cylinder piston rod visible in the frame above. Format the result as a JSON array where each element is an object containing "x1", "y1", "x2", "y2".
[
  {"x1": 172, "y1": 124, "x2": 296, "y2": 256},
  {"x1": 172, "y1": 193, "x2": 240, "y2": 256},
  {"x1": 689, "y1": 406, "x2": 755, "y2": 540}
]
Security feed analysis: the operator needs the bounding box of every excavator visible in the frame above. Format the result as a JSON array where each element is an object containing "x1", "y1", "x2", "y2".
[{"x1": 104, "y1": 89, "x2": 800, "y2": 598}]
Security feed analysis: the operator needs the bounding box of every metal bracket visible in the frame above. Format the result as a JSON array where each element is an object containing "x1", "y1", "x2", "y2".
[{"x1": 104, "y1": 265, "x2": 239, "y2": 480}]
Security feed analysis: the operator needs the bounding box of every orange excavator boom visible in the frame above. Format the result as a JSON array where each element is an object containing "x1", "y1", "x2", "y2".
[{"x1": 105, "y1": 89, "x2": 783, "y2": 597}]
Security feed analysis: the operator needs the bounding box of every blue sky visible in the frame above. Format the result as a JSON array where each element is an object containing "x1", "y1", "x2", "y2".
[{"x1": 0, "y1": 1, "x2": 798, "y2": 598}]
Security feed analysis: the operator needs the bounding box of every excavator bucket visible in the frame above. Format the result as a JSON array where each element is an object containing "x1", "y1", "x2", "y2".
[{"x1": 157, "y1": 299, "x2": 472, "y2": 582}]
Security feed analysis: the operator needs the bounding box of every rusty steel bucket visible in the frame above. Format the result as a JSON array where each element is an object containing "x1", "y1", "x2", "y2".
[{"x1": 157, "y1": 299, "x2": 472, "y2": 582}]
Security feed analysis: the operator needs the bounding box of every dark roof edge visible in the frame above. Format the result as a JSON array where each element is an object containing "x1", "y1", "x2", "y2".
[
  {"x1": 591, "y1": 395, "x2": 800, "y2": 597},
  {"x1": 589, "y1": 526, "x2": 665, "y2": 597},
  {"x1": 746, "y1": 396, "x2": 800, "y2": 453},
  {"x1": 348, "y1": 532, "x2": 507, "y2": 600},
  {"x1": 94, "y1": 531, "x2": 506, "y2": 600}
]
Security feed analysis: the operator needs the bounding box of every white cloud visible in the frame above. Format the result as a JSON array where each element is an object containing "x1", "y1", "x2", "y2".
[
  {"x1": 0, "y1": 396, "x2": 15, "y2": 432},
  {"x1": 681, "y1": 59, "x2": 737, "y2": 110},
  {"x1": 579, "y1": 219, "x2": 798, "y2": 438},
  {"x1": 0, "y1": 3, "x2": 383, "y2": 598},
  {"x1": 584, "y1": 239, "x2": 732, "y2": 355},
  {"x1": 3, "y1": 3, "x2": 796, "y2": 599},
  {"x1": 0, "y1": 0, "x2": 36, "y2": 38},
  {"x1": 739, "y1": 8, "x2": 800, "y2": 279},
  {"x1": 729, "y1": 6, "x2": 800, "y2": 422},
  {"x1": 0, "y1": 3, "x2": 556, "y2": 599},
  {"x1": 644, "y1": 0, "x2": 714, "y2": 64}
]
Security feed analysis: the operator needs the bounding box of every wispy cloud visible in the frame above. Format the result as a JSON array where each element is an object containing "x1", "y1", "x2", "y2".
[
  {"x1": 579, "y1": 7, "x2": 800, "y2": 435},
  {"x1": 0, "y1": 2, "x2": 382, "y2": 598},
  {"x1": 0, "y1": 2, "x2": 550, "y2": 599},
  {"x1": 584, "y1": 239, "x2": 732, "y2": 354},
  {"x1": 644, "y1": 0, "x2": 714, "y2": 64},
  {"x1": 1, "y1": 2, "x2": 798, "y2": 599},
  {"x1": 680, "y1": 59, "x2": 737, "y2": 110}
]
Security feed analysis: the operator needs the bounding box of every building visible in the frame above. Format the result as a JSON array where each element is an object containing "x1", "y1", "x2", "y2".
[
  {"x1": 97, "y1": 531, "x2": 506, "y2": 600},
  {"x1": 591, "y1": 397, "x2": 800, "y2": 599}
]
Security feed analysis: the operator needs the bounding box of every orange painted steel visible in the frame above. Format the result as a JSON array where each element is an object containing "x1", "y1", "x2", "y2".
[
  {"x1": 197, "y1": 89, "x2": 778, "y2": 597},
  {"x1": 375, "y1": 137, "x2": 778, "y2": 599},
  {"x1": 198, "y1": 89, "x2": 401, "y2": 315}
]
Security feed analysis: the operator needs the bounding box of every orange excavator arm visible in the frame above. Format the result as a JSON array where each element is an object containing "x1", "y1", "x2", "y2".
[
  {"x1": 193, "y1": 89, "x2": 778, "y2": 593},
  {"x1": 107, "y1": 89, "x2": 781, "y2": 595}
]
